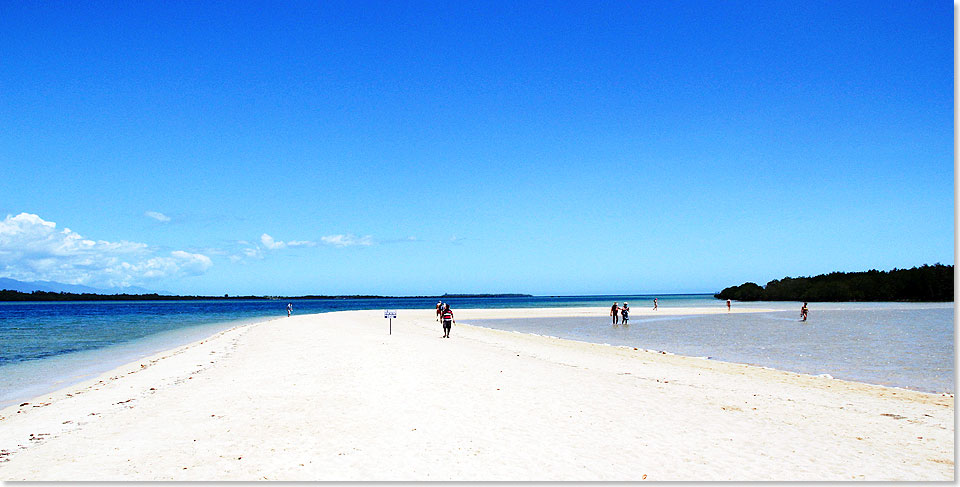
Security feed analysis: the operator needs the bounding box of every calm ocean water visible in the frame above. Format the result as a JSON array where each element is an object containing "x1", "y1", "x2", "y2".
[
  {"x1": 0, "y1": 295, "x2": 953, "y2": 407},
  {"x1": 465, "y1": 300, "x2": 955, "y2": 394}
]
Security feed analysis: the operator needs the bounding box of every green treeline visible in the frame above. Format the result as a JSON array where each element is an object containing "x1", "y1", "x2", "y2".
[{"x1": 715, "y1": 264, "x2": 954, "y2": 302}]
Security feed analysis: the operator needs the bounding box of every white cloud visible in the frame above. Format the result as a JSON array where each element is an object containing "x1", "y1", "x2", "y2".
[
  {"x1": 286, "y1": 240, "x2": 317, "y2": 248},
  {"x1": 231, "y1": 231, "x2": 371, "y2": 262},
  {"x1": 260, "y1": 233, "x2": 316, "y2": 250},
  {"x1": 242, "y1": 247, "x2": 263, "y2": 259},
  {"x1": 230, "y1": 234, "x2": 318, "y2": 262},
  {"x1": 0, "y1": 213, "x2": 212, "y2": 288},
  {"x1": 170, "y1": 250, "x2": 213, "y2": 274},
  {"x1": 145, "y1": 211, "x2": 171, "y2": 223},
  {"x1": 260, "y1": 233, "x2": 285, "y2": 250},
  {"x1": 321, "y1": 234, "x2": 374, "y2": 247}
]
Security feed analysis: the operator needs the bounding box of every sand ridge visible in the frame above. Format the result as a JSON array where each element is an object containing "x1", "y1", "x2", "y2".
[{"x1": 0, "y1": 307, "x2": 953, "y2": 480}]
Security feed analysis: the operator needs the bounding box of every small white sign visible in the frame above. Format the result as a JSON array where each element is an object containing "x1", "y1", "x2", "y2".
[{"x1": 384, "y1": 310, "x2": 397, "y2": 319}]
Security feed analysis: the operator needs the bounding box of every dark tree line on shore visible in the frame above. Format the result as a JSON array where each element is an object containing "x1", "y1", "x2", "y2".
[
  {"x1": 0, "y1": 290, "x2": 533, "y2": 302},
  {"x1": 715, "y1": 264, "x2": 954, "y2": 302}
]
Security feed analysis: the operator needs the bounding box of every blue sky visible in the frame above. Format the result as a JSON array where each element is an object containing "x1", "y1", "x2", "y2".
[{"x1": 0, "y1": 1, "x2": 953, "y2": 296}]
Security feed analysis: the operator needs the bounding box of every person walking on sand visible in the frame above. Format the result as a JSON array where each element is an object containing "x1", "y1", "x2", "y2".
[
  {"x1": 621, "y1": 302, "x2": 630, "y2": 324},
  {"x1": 436, "y1": 301, "x2": 442, "y2": 322},
  {"x1": 726, "y1": 299, "x2": 731, "y2": 312},
  {"x1": 653, "y1": 298, "x2": 658, "y2": 310},
  {"x1": 610, "y1": 302, "x2": 620, "y2": 325},
  {"x1": 800, "y1": 302, "x2": 808, "y2": 322},
  {"x1": 441, "y1": 304, "x2": 455, "y2": 338},
  {"x1": 287, "y1": 303, "x2": 292, "y2": 317}
]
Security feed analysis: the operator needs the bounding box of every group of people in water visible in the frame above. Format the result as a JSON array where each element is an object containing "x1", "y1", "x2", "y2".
[
  {"x1": 609, "y1": 298, "x2": 662, "y2": 324},
  {"x1": 607, "y1": 298, "x2": 809, "y2": 324},
  {"x1": 609, "y1": 302, "x2": 630, "y2": 324}
]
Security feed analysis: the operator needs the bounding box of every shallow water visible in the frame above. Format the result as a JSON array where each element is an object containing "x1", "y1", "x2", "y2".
[{"x1": 465, "y1": 302, "x2": 955, "y2": 394}]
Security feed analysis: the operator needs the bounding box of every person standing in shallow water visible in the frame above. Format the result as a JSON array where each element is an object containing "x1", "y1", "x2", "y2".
[
  {"x1": 610, "y1": 302, "x2": 620, "y2": 325},
  {"x1": 287, "y1": 303, "x2": 292, "y2": 317},
  {"x1": 800, "y1": 302, "x2": 808, "y2": 322},
  {"x1": 726, "y1": 299, "x2": 731, "y2": 312},
  {"x1": 621, "y1": 302, "x2": 629, "y2": 324},
  {"x1": 653, "y1": 298, "x2": 658, "y2": 310},
  {"x1": 441, "y1": 304, "x2": 455, "y2": 338}
]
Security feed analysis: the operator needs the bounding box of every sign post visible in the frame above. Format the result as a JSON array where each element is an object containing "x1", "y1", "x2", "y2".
[{"x1": 384, "y1": 310, "x2": 397, "y2": 335}]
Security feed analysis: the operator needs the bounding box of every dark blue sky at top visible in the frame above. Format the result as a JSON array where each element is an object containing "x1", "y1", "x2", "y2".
[{"x1": 0, "y1": 1, "x2": 953, "y2": 295}]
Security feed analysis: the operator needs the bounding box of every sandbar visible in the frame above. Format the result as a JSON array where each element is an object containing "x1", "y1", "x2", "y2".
[{"x1": 0, "y1": 307, "x2": 952, "y2": 480}]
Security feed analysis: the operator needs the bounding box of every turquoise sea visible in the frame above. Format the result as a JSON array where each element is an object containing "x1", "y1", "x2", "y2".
[{"x1": 0, "y1": 295, "x2": 953, "y2": 408}]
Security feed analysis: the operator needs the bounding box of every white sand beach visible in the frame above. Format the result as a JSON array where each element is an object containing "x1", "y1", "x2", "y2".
[{"x1": 0, "y1": 307, "x2": 953, "y2": 481}]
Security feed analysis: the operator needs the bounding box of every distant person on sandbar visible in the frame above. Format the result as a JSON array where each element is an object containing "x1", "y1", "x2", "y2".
[
  {"x1": 801, "y1": 302, "x2": 808, "y2": 322},
  {"x1": 287, "y1": 303, "x2": 292, "y2": 317},
  {"x1": 726, "y1": 299, "x2": 731, "y2": 312},
  {"x1": 436, "y1": 301, "x2": 443, "y2": 321},
  {"x1": 441, "y1": 304, "x2": 455, "y2": 338},
  {"x1": 621, "y1": 302, "x2": 629, "y2": 324},
  {"x1": 610, "y1": 302, "x2": 620, "y2": 325},
  {"x1": 653, "y1": 298, "x2": 658, "y2": 310}
]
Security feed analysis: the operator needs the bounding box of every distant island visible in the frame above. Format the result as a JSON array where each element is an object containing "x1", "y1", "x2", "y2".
[
  {"x1": 715, "y1": 264, "x2": 953, "y2": 302},
  {"x1": 0, "y1": 290, "x2": 533, "y2": 302},
  {"x1": 438, "y1": 293, "x2": 532, "y2": 298}
]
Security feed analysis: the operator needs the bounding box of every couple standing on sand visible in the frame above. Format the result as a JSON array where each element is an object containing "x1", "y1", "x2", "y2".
[
  {"x1": 610, "y1": 302, "x2": 629, "y2": 325},
  {"x1": 436, "y1": 301, "x2": 456, "y2": 338}
]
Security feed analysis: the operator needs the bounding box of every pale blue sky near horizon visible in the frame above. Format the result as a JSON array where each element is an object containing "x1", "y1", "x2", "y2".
[{"x1": 0, "y1": 1, "x2": 953, "y2": 296}]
